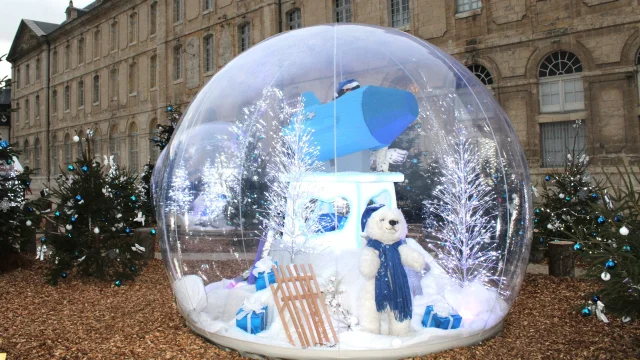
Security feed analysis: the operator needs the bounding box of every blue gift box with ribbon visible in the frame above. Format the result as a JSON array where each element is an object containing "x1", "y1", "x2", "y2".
[
  {"x1": 421, "y1": 304, "x2": 462, "y2": 330},
  {"x1": 252, "y1": 257, "x2": 278, "y2": 291},
  {"x1": 236, "y1": 305, "x2": 268, "y2": 334}
]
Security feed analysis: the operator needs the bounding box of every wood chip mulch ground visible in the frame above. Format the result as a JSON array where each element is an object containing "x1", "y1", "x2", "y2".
[{"x1": 1, "y1": 260, "x2": 639, "y2": 360}]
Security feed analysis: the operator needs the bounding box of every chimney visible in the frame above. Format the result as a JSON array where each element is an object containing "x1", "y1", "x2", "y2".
[{"x1": 66, "y1": 1, "x2": 78, "y2": 21}]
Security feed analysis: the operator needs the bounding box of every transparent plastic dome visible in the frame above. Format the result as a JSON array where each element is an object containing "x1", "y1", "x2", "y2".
[{"x1": 154, "y1": 24, "x2": 532, "y2": 359}]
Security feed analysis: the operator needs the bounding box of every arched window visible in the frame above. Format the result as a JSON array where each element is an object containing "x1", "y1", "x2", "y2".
[
  {"x1": 538, "y1": 51, "x2": 584, "y2": 113},
  {"x1": 93, "y1": 29, "x2": 101, "y2": 59},
  {"x1": 335, "y1": 0, "x2": 352, "y2": 23},
  {"x1": 129, "y1": 12, "x2": 138, "y2": 44},
  {"x1": 65, "y1": 43, "x2": 71, "y2": 70},
  {"x1": 150, "y1": 2, "x2": 158, "y2": 35},
  {"x1": 110, "y1": 68, "x2": 118, "y2": 100},
  {"x1": 51, "y1": 134, "x2": 59, "y2": 175},
  {"x1": 129, "y1": 122, "x2": 139, "y2": 171},
  {"x1": 390, "y1": 0, "x2": 410, "y2": 28},
  {"x1": 467, "y1": 64, "x2": 494, "y2": 86},
  {"x1": 34, "y1": 138, "x2": 41, "y2": 175},
  {"x1": 129, "y1": 62, "x2": 137, "y2": 95},
  {"x1": 109, "y1": 125, "x2": 119, "y2": 165},
  {"x1": 287, "y1": 9, "x2": 302, "y2": 30},
  {"x1": 52, "y1": 89, "x2": 58, "y2": 114},
  {"x1": 78, "y1": 80, "x2": 85, "y2": 108},
  {"x1": 174, "y1": 45, "x2": 183, "y2": 80},
  {"x1": 239, "y1": 23, "x2": 250, "y2": 52},
  {"x1": 92, "y1": 128, "x2": 101, "y2": 159},
  {"x1": 23, "y1": 139, "x2": 30, "y2": 169},
  {"x1": 149, "y1": 118, "x2": 159, "y2": 163},
  {"x1": 64, "y1": 134, "x2": 72, "y2": 166},
  {"x1": 203, "y1": 35, "x2": 214, "y2": 73},
  {"x1": 150, "y1": 54, "x2": 158, "y2": 88},
  {"x1": 78, "y1": 36, "x2": 85, "y2": 64},
  {"x1": 64, "y1": 85, "x2": 71, "y2": 111},
  {"x1": 35, "y1": 95, "x2": 40, "y2": 119}
]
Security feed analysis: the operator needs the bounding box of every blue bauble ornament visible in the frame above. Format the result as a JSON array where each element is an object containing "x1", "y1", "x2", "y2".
[
  {"x1": 545, "y1": 175, "x2": 551, "y2": 181},
  {"x1": 591, "y1": 193, "x2": 599, "y2": 200},
  {"x1": 6, "y1": 159, "x2": 11, "y2": 164},
  {"x1": 167, "y1": 106, "x2": 174, "y2": 112},
  {"x1": 61, "y1": 272, "x2": 68, "y2": 279},
  {"x1": 55, "y1": 211, "x2": 60, "y2": 217},
  {"x1": 534, "y1": 218, "x2": 539, "y2": 223},
  {"x1": 622, "y1": 245, "x2": 631, "y2": 252},
  {"x1": 597, "y1": 216, "x2": 606, "y2": 225},
  {"x1": 539, "y1": 237, "x2": 544, "y2": 244},
  {"x1": 0, "y1": 140, "x2": 8, "y2": 148},
  {"x1": 40, "y1": 237, "x2": 46, "y2": 243},
  {"x1": 68, "y1": 165, "x2": 75, "y2": 171},
  {"x1": 591, "y1": 295, "x2": 601, "y2": 304},
  {"x1": 581, "y1": 307, "x2": 592, "y2": 317},
  {"x1": 605, "y1": 259, "x2": 616, "y2": 269},
  {"x1": 130, "y1": 265, "x2": 136, "y2": 271},
  {"x1": 406, "y1": 186, "x2": 411, "y2": 190},
  {"x1": 614, "y1": 215, "x2": 623, "y2": 222},
  {"x1": 115, "y1": 280, "x2": 122, "y2": 287},
  {"x1": 71, "y1": 216, "x2": 76, "y2": 222},
  {"x1": 574, "y1": 243, "x2": 583, "y2": 251},
  {"x1": 67, "y1": 233, "x2": 72, "y2": 237},
  {"x1": 130, "y1": 195, "x2": 137, "y2": 201},
  {"x1": 591, "y1": 232, "x2": 598, "y2": 237},
  {"x1": 150, "y1": 228, "x2": 157, "y2": 235},
  {"x1": 411, "y1": 158, "x2": 418, "y2": 164},
  {"x1": 125, "y1": 227, "x2": 131, "y2": 234},
  {"x1": 565, "y1": 196, "x2": 571, "y2": 201},
  {"x1": 81, "y1": 165, "x2": 88, "y2": 173},
  {"x1": 116, "y1": 191, "x2": 121, "y2": 196},
  {"x1": 422, "y1": 151, "x2": 428, "y2": 156},
  {"x1": 75, "y1": 195, "x2": 82, "y2": 201}
]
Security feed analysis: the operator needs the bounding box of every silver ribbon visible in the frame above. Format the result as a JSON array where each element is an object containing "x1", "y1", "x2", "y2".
[
  {"x1": 592, "y1": 301, "x2": 609, "y2": 323},
  {"x1": 36, "y1": 245, "x2": 47, "y2": 261},
  {"x1": 236, "y1": 300, "x2": 265, "y2": 333}
]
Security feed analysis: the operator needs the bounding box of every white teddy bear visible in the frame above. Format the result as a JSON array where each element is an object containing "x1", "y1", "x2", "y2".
[{"x1": 359, "y1": 205, "x2": 425, "y2": 336}]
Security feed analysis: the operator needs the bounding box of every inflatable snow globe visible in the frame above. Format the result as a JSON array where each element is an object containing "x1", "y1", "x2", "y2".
[{"x1": 154, "y1": 24, "x2": 532, "y2": 359}]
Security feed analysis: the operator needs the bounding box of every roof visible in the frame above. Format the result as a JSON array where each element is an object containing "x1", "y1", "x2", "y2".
[
  {"x1": 0, "y1": 86, "x2": 11, "y2": 106},
  {"x1": 83, "y1": 1, "x2": 101, "y2": 11},
  {"x1": 23, "y1": 20, "x2": 59, "y2": 36}
]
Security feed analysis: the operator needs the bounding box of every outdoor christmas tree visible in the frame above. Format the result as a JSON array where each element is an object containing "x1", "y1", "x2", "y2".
[
  {"x1": 534, "y1": 121, "x2": 606, "y2": 253},
  {"x1": 423, "y1": 135, "x2": 501, "y2": 287},
  {"x1": 44, "y1": 130, "x2": 146, "y2": 285},
  {"x1": 140, "y1": 162, "x2": 155, "y2": 225},
  {"x1": 149, "y1": 104, "x2": 181, "y2": 151},
  {"x1": 572, "y1": 165, "x2": 640, "y2": 321},
  {"x1": 0, "y1": 137, "x2": 45, "y2": 271}
]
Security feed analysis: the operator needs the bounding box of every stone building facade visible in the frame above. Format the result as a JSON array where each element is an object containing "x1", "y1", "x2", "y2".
[{"x1": 7, "y1": 0, "x2": 640, "y2": 193}]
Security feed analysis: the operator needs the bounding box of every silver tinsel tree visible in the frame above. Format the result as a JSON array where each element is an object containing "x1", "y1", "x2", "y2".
[
  {"x1": 424, "y1": 136, "x2": 501, "y2": 287},
  {"x1": 168, "y1": 161, "x2": 192, "y2": 217}
]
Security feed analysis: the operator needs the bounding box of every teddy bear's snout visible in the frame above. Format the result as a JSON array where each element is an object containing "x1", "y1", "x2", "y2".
[{"x1": 389, "y1": 220, "x2": 398, "y2": 226}]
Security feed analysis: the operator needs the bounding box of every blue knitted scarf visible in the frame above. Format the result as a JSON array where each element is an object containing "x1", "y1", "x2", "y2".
[{"x1": 366, "y1": 239, "x2": 412, "y2": 322}]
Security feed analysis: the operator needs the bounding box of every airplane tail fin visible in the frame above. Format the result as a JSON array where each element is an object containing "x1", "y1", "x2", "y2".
[{"x1": 301, "y1": 91, "x2": 322, "y2": 109}]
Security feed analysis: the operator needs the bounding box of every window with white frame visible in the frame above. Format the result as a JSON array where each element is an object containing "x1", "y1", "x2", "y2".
[
  {"x1": 539, "y1": 51, "x2": 584, "y2": 113},
  {"x1": 467, "y1": 64, "x2": 493, "y2": 86},
  {"x1": 129, "y1": 123, "x2": 139, "y2": 171},
  {"x1": 204, "y1": 35, "x2": 214, "y2": 73},
  {"x1": 336, "y1": 0, "x2": 351, "y2": 23},
  {"x1": 456, "y1": 0, "x2": 482, "y2": 13},
  {"x1": 174, "y1": 0, "x2": 183, "y2": 23},
  {"x1": 78, "y1": 80, "x2": 84, "y2": 108},
  {"x1": 390, "y1": 0, "x2": 410, "y2": 28},
  {"x1": 541, "y1": 120, "x2": 586, "y2": 168},
  {"x1": 204, "y1": 0, "x2": 213, "y2": 12},
  {"x1": 239, "y1": 23, "x2": 250, "y2": 52},
  {"x1": 288, "y1": 9, "x2": 302, "y2": 30},
  {"x1": 173, "y1": 45, "x2": 183, "y2": 80},
  {"x1": 34, "y1": 138, "x2": 41, "y2": 175},
  {"x1": 64, "y1": 85, "x2": 70, "y2": 111}
]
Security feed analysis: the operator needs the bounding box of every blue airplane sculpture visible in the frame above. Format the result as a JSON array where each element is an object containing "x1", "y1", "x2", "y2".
[{"x1": 288, "y1": 85, "x2": 420, "y2": 162}]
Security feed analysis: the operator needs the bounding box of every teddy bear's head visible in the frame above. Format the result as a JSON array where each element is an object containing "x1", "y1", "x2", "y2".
[{"x1": 363, "y1": 206, "x2": 408, "y2": 244}]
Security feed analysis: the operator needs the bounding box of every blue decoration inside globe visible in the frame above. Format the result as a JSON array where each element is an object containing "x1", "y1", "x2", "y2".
[
  {"x1": 565, "y1": 196, "x2": 571, "y2": 201},
  {"x1": 622, "y1": 245, "x2": 631, "y2": 252},
  {"x1": 591, "y1": 193, "x2": 598, "y2": 200},
  {"x1": 71, "y1": 216, "x2": 77, "y2": 222},
  {"x1": 151, "y1": 228, "x2": 157, "y2": 235},
  {"x1": 68, "y1": 165, "x2": 75, "y2": 171},
  {"x1": 61, "y1": 272, "x2": 68, "y2": 279},
  {"x1": 545, "y1": 175, "x2": 551, "y2": 181},
  {"x1": 81, "y1": 165, "x2": 89, "y2": 173},
  {"x1": 67, "y1": 233, "x2": 72, "y2": 237},
  {"x1": 115, "y1": 280, "x2": 122, "y2": 287},
  {"x1": 597, "y1": 216, "x2": 606, "y2": 225},
  {"x1": 614, "y1": 215, "x2": 623, "y2": 222},
  {"x1": 55, "y1": 211, "x2": 60, "y2": 217},
  {"x1": 131, "y1": 195, "x2": 137, "y2": 201},
  {"x1": 125, "y1": 227, "x2": 131, "y2": 234},
  {"x1": 422, "y1": 151, "x2": 428, "y2": 156},
  {"x1": 0, "y1": 140, "x2": 8, "y2": 148},
  {"x1": 605, "y1": 259, "x2": 616, "y2": 269},
  {"x1": 76, "y1": 195, "x2": 82, "y2": 201},
  {"x1": 411, "y1": 159, "x2": 418, "y2": 164},
  {"x1": 581, "y1": 307, "x2": 592, "y2": 317},
  {"x1": 591, "y1": 295, "x2": 601, "y2": 304},
  {"x1": 574, "y1": 243, "x2": 583, "y2": 251}
]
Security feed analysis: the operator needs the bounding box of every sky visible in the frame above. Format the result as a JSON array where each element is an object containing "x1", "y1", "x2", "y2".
[{"x1": 0, "y1": 0, "x2": 95, "y2": 82}]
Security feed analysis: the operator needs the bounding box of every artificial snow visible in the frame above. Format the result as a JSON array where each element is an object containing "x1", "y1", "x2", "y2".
[{"x1": 180, "y1": 238, "x2": 509, "y2": 350}]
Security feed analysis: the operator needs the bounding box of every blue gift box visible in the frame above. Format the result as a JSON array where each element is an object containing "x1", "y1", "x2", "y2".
[
  {"x1": 254, "y1": 261, "x2": 278, "y2": 291},
  {"x1": 236, "y1": 306, "x2": 268, "y2": 334},
  {"x1": 421, "y1": 305, "x2": 462, "y2": 330}
]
